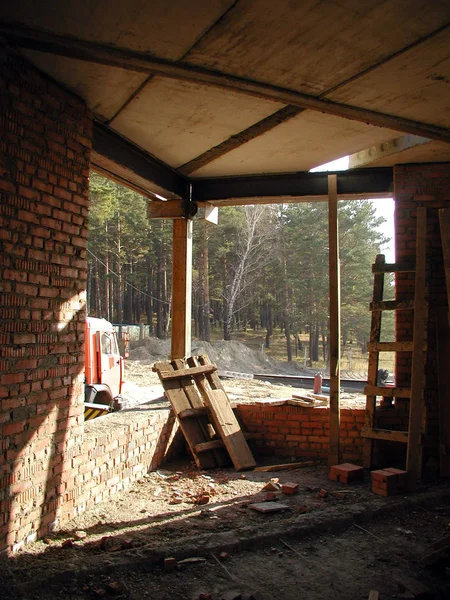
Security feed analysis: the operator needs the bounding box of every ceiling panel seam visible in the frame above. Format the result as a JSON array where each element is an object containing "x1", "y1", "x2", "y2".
[{"x1": 106, "y1": 1, "x2": 238, "y2": 126}]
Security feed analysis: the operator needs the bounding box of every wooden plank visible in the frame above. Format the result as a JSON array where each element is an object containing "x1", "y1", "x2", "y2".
[
  {"x1": 364, "y1": 254, "x2": 385, "y2": 468},
  {"x1": 253, "y1": 461, "x2": 315, "y2": 472},
  {"x1": 364, "y1": 385, "x2": 411, "y2": 398},
  {"x1": 188, "y1": 355, "x2": 256, "y2": 471},
  {"x1": 153, "y1": 361, "x2": 216, "y2": 469},
  {"x1": 372, "y1": 261, "x2": 415, "y2": 274},
  {"x1": 361, "y1": 428, "x2": 409, "y2": 443},
  {"x1": 368, "y1": 591, "x2": 379, "y2": 600},
  {"x1": 147, "y1": 199, "x2": 184, "y2": 219},
  {"x1": 171, "y1": 218, "x2": 192, "y2": 360},
  {"x1": 436, "y1": 307, "x2": 450, "y2": 477},
  {"x1": 439, "y1": 208, "x2": 450, "y2": 328},
  {"x1": 406, "y1": 206, "x2": 428, "y2": 488},
  {"x1": 158, "y1": 364, "x2": 217, "y2": 380},
  {"x1": 328, "y1": 174, "x2": 340, "y2": 467},
  {"x1": 370, "y1": 300, "x2": 415, "y2": 311}
]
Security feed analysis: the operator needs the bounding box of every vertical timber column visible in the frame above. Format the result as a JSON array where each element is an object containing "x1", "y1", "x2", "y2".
[
  {"x1": 328, "y1": 174, "x2": 341, "y2": 466},
  {"x1": 171, "y1": 218, "x2": 193, "y2": 359}
]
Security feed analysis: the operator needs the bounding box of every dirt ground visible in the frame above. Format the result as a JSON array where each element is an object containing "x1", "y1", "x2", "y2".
[
  {"x1": 2, "y1": 352, "x2": 448, "y2": 599},
  {"x1": 121, "y1": 359, "x2": 367, "y2": 411},
  {"x1": 2, "y1": 461, "x2": 450, "y2": 599}
]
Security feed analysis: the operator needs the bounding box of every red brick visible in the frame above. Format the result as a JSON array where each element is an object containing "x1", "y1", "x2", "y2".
[
  {"x1": 281, "y1": 482, "x2": 299, "y2": 495},
  {"x1": 329, "y1": 463, "x2": 364, "y2": 484}
]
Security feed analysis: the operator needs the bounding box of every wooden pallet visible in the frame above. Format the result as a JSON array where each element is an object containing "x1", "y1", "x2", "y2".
[{"x1": 153, "y1": 354, "x2": 256, "y2": 471}]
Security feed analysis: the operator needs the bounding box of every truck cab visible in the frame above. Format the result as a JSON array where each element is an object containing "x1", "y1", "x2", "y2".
[{"x1": 85, "y1": 317, "x2": 124, "y2": 410}]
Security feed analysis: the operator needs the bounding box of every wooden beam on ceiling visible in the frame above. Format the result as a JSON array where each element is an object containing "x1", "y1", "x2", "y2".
[
  {"x1": 191, "y1": 167, "x2": 393, "y2": 203},
  {"x1": 348, "y1": 135, "x2": 432, "y2": 168},
  {"x1": 179, "y1": 106, "x2": 303, "y2": 175},
  {"x1": 3, "y1": 24, "x2": 450, "y2": 143},
  {"x1": 92, "y1": 122, "x2": 187, "y2": 199}
]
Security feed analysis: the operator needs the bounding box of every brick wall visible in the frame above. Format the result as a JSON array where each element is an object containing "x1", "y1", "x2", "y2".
[
  {"x1": 0, "y1": 50, "x2": 92, "y2": 553},
  {"x1": 394, "y1": 163, "x2": 450, "y2": 467},
  {"x1": 57, "y1": 409, "x2": 181, "y2": 526},
  {"x1": 236, "y1": 403, "x2": 365, "y2": 462}
]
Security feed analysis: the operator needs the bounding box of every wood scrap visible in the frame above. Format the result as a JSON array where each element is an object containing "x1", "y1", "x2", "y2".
[
  {"x1": 254, "y1": 461, "x2": 315, "y2": 472},
  {"x1": 368, "y1": 591, "x2": 379, "y2": 600}
]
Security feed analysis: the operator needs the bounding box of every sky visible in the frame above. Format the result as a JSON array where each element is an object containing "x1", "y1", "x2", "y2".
[{"x1": 310, "y1": 156, "x2": 395, "y2": 262}]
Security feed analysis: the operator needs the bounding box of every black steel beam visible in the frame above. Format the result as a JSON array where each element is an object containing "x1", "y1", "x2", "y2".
[
  {"x1": 191, "y1": 167, "x2": 393, "y2": 202},
  {"x1": 92, "y1": 123, "x2": 187, "y2": 199}
]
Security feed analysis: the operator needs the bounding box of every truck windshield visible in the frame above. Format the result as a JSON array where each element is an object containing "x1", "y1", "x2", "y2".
[{"x1": 101, "y1": 332, "x2": 118, "y2": 355}]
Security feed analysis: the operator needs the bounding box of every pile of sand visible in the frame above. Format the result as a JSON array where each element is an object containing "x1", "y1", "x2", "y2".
[{"x1": 129, "y1": 336, "x2": 314, "y2": 376}]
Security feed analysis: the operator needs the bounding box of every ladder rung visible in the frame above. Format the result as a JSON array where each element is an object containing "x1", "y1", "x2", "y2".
[
  {"x1": 372, "y1": 262, "x2": 415, "y2": 274},
  {"x1": 195, "y1": 432, "x2": 259, "y2": 453},
  {"x1": 370, "y1": 300, "x2": 414, "y2": 311},
  {"x1": 178, "y1": 406, "x2": 209, "y2": 419},
  {"x1": 195, "y1": 439, "x2": 224, "y2": 453},
  {"x1": 361, "y1": 427, "x2": 409, "y2": 443},
  {"x1": 158, "y1": 364, "x2": 217, "y2": 380},
  {"x1": 365, "y1": 385, "x2": 411, "y2": 398},
  {"x1": 367, "y1": 341, "x2": 413, "y2": 352}
]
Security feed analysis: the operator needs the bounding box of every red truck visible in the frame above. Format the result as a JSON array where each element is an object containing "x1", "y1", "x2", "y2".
[{"x1": 84, "y1": 317, "x2": 125, "y2": 417}]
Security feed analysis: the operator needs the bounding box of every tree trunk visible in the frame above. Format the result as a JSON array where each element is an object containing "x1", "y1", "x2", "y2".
[
  {"x1": 156, "y1": 221, "x2": 164, "y2": 338},
  {"x1": 146, "y1": 258, "x2": 153, "y2": 332}
]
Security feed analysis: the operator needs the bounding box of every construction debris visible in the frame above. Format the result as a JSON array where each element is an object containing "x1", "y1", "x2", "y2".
[
  {"x1": 248, "y1": 501, "x2": 290, "y2": 513},
  {"x1": 164, "y1": 557, "x2": 178, "y2": 572},
  {"x1": 254, "y1": 461, "x2": 315, "y2": 472}
]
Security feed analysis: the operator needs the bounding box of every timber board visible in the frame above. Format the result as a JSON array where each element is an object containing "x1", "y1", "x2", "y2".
[
  {"x1": 153, "y1": 360, "x2": 218, "y2": 469},
  {"x1": 188, "y1": 355, "x2": 256, "y2": 471}
]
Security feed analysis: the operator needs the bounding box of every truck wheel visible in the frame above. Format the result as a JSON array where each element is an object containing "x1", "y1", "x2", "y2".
[{"x1": 95, "y1": 390, "x2": 113, "y2": 408}]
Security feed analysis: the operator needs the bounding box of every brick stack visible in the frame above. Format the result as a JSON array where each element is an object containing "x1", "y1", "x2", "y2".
[
  {"x1": 0, "y1": 50, "x2": 92, "y2": 553},
  {"x1": 371, "y1": 467, "x2": 408, "y2": 496}
]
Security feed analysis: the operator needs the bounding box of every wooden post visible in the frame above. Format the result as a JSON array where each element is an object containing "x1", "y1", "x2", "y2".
[
  {"x1": 328, "y1": 174, "x2": 341, "y2": 466},
  {"x1": 171, "y1": 218, "x2": 193, "y2": 360},
  {"x1": 439, "y1": 208, "x2": 450, "y2": 327},
  {"x1": 406, "y1": 206, "x2": 427, "y2": 487}
]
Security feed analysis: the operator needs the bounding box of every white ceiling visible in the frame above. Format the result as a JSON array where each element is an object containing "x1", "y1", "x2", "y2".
[{"x1": 1, "y1": 0, "x2": 450, "y2": 190}]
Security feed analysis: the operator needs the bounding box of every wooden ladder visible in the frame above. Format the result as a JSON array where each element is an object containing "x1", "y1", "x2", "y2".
[
  {"x1": 153, "y1": 354, "x2": 256, "y2": 471},
  {"x1": 362, "y1": 206, "x2": 428, "y2": 487}
]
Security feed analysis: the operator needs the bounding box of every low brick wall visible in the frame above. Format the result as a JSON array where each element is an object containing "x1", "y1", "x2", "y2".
[
  {"x1": 1, "y1": 407, "x2": 181, "y2": 554},
  {"x1": 236, "y1": 402, "x2": 365, "y2": 463}
]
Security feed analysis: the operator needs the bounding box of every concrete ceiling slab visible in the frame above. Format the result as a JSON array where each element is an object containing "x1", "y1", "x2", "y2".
[
  {"x1": 21, "y1": 49, "x2": 147, "y2": 121},
  {"x1": 328, "y1": 28, "x2": 450, "y2": 127},
  {"x1": 356, "y1": 141, "x2": 450, "y2": 168},
  {"x1": 110, "y1": 77, "x2": 285, "y2": 168},
  {"x1": 186, "y1": 0, "x2": 450, "y2": 95},
  {"x1": 189, "y1": 111, "x2": 400, "y2": 177},
  {"x1": 0, "y1": 0, "x2": 235, "y2": 60}
]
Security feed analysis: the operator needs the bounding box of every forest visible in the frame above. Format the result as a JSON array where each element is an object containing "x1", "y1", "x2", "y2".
[{"x1": 87, "y1": 173, "x2": 393, "y2": 367}]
